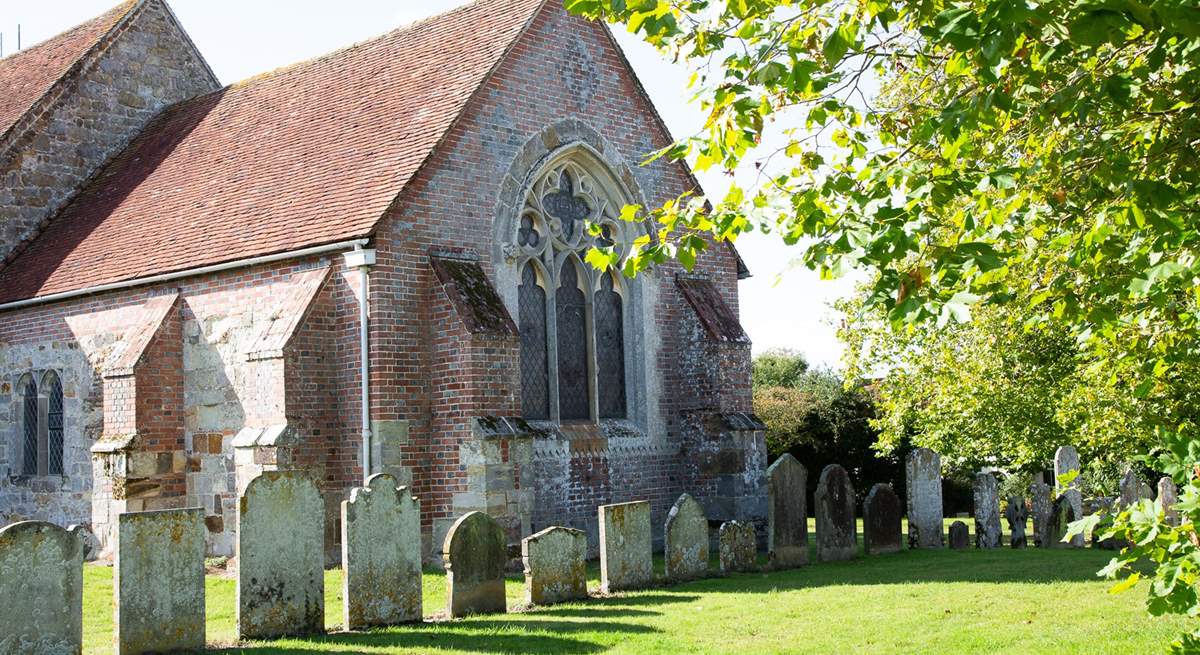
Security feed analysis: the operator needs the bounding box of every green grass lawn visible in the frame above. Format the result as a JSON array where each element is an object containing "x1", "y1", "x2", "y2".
[{"x1": 80, "y1": 520, "x2": 1187, "y2": 654}]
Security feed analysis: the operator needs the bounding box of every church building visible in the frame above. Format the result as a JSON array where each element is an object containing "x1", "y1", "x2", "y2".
[{"x1": 0, "y1": 0, "x2": 765, "y2": 558}]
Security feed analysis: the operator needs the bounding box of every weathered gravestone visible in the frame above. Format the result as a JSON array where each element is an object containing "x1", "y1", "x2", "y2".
[
  {"x1": 522, "y1": 526, "x2": 588, "y2": 605},
  {"x1": 444, "y1": 511, "x2": 507, "y2": 617},
  {"x1": 973, "y1": 472, "x2": 1002, "y2": 549},
  {"x1": 1005, "y1": 496, "x2": 1029, "y2": 549},
  {"x1": 1047, "y1": 494, "x2": 1078, "y2": 548},
  {"x1": 906, "y1": 448, "x2": 944, "y2": 549},
  {"x1": 116, "y1": 508, "x2": 205, "y2": 655},
  {"x1": 947, "y1": 520, "x2": 970, "y2": 549},
  {"x1": 766, "y1": 454, "x2": 808, "y2": 569},
  {"x1": 1119, "y1": 468, "x2": 1143, "y2": 509},
  {"x1": 0, "y1": 521, "x2": 84, "y2": 655},
  {"x1": 664, "y1": 494, "x2": 709, "y2": 581},
  {"x1": 1055, "y1": 446, "x2": 1085, "y2": 547},
  {"x1": 719, "y1": 521, "x2": 758, "y2": 573},
  {"x1": 238, "y1": 470, "x2": 325, "y2": 640},
  {"x1": 1160, "y1": 477, "x2": 1180, "y2": 526},
  {"x1": 1030, "y1": 479, "x2": 1053, "y2": 548},
  {"x1": 815, "y1": 464, "x2": 857, "y2": 562},
  {"x1": 863, "y1": 483, "x2": 902, "y2": 555},
  {"x1": 599, "y1": 500, "x2": 652, "y2": 593},
  {"x1": 341, "y1": 474, "x2": 422, "y2": 629}
]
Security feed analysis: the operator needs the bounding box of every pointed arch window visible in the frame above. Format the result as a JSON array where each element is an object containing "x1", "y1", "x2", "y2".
[
  {"x1": 511, "y1": 157, "x2": 629, "y2": 423},
  {"x1": 20, "y1": 376, "x2": 38, "y2": 476}
]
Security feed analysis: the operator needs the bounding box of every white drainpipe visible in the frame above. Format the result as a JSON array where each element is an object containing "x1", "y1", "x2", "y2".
[{"x1": 343, "y1": 246, "x2": 376, "y2": 483}]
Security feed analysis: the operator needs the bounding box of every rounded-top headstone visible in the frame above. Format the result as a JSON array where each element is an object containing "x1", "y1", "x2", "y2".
[
  {"x1": 815, "y1": 464, "x2": 857, "y2": 562},
  {"x1": 1053, "y1": 446, "x2": 1084, "y2": 547},
  {"x1": 766, "y1": 454, "x2": 808, "y2": 568},
  {"x1": 0, "y1": 521, "x2": 85, "y2": 655},
  {"x1": 443, "y1": 511, "x2": 508, "y2": 617},
  {"x1": 665, "y1": 493, "x2": 709, "y2": 581},
  {"x1": 341, "y1": 473, "x2": 422, "y2": 629},
  {"x1": 864, "y1": 483, "x2": 902, "y2": 555},
  {"x1": 947, "y1": 520, "x2": 970, "y2": 549}
]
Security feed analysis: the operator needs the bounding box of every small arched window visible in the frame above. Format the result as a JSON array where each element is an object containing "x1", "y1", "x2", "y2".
[
  {"x1": 44, "y1": 371, "x2": 64, "y2": 476},
  {"x1": 20, "y1": 376, "x2": 37, "y2": 476}
]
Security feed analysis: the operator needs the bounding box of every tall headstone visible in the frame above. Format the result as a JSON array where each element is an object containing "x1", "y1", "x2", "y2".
[
  {"x1": 718, "y1": 521, "x2": 757, "y2": 573},
  {"x1": 0, "y1": 521, "x2": 84, "y2": 655},
  {"x1": 1119, "y1": 468, "x2": 1142, "y2": 509},
  {"x1": 1030, "y1": 479, "x2": 1053, "y2": 548},
  {"x1": 664, "y1": 494, "x2": 709, "y2": 582},
  {"x1": 443, "y1": 511, "x2": 507, "y2": 617},
  {"x1": 238, "y1": 471, "x2": 325, "y2": 640},
  {"x1": 1005, "y1": 495, "x2": 1029, "y2": 549},
  {"x1": 341, "y1": 474, "x2": 422, "y2": 629},
  {"x1": 766, "y1": 454, "x2": 808, "y2": 569},
  {"x1": 815, "y1": 464, "x2": 857, "y2": 562},
  {"x1": 863, "y1": 483, "x2": 903, "y2": 555},
  {"x1": 1159, "y1": 477, "x2": 1181, "y2": 526},
  {"x1": 1046, "y1": 494, "x2": 1077, "y2": 548},
  {"x1": 116, "y1": 509, "x2": 205, "y2": 655},
  {"x1": 906, "y1": 448, "x2": 944, "y2": 548},
  {"x1": 1054, "y1": 445, "x2": 1084, "y2": 547},
  {"x1": 947, "y1": 520, "x2": 970, "y2": 549},
  {"x1": 522, "y1": 526, "x2": 588, "y2": 606},
  {"x1": 599, "y1": 500, "x2": 652, "y2": 593},
  {"x1": 973, "y1": 472, "x2": 1002, "y2": 549}
]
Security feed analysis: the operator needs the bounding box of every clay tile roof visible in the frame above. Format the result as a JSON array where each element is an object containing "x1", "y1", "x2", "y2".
[
  {"x1": 0, "y1": 0, "x2": 546, "y2": 305},
  {"x1": 0, "y1": 0, "x2": 136, "y2": 143}
]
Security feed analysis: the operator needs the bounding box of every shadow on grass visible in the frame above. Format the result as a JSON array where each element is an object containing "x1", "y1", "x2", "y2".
[{"x1": 216, "y1": 618, "x2": 658, "y2": 654}]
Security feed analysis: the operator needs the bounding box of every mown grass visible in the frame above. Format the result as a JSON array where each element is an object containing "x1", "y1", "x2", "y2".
[{"x1": 80, "y1": 519, "x2": 1187, "y2": 654}]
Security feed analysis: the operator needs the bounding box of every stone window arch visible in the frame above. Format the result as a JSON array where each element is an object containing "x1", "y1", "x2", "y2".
[{"x1": 506, "y1": 150, "x2": 637, "y2": 424}]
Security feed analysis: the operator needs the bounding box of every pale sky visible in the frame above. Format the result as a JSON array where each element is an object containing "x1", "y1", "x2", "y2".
[{"x1": 0, "y1": 0, "x2": 858, "y2": 368}]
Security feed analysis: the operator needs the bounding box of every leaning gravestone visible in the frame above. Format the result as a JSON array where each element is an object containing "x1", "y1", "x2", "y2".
[
  {"x1": 1005, "y1": 495, "x2": 1029, "y2": 549},
  {"x1": 948, "y1": 520, "x2": 970, "y2": 549},
  {"x1": 1047, "y1": 494, "x2": 1078, "y2": 548},
  {"x1": 522, "y1": 526, "x2": 588, "y2": 605},
  {"x1": 906, "y1": 448, "x2": 944, "y2": 548},
  {"x1": 342, "y1": 474, "x2": 422, "y2": 629},
  {"x1": 599, "y1": 500, "x2": 652, "y2": 593},
  {"x1": 719, "y1": 521, "x2": 758, "y2": 573},
  {"x1": 116, "y1": 508, "x2": 205, "y2": 655},
  {"x1": 444, "y1": 511, "x2": 507, "y2": 617},
  {"x1": 238, "y1": 470, "x2": 325, "y2": 640},
  {"x1": 815, "y1": 464, "x2": 857, "y2": 562},
  {"x1": 973, "y1": 472, "x2": 1002, "y2": 549},
  {"x1": 863, "y1": 483, "x2": 902, "y2": 555},
  {"x1": 766, "y1": 454, "x2": 808, "y2": 568},
  {"x1": 1160, "y1": 477, "x2": 1180, "y2": 526},
  {"x1": 1054, "y1": 446, "x2": 1085, "y2": 547},
  {"x1": 1030, "y1": 479, "x2": 1053, "y2": 548},
  {"x1": 664, "y1": 494, "x2": 709, "y2": 581},
  {"x1": 0, "y1": 521, "x2": 84, "y2": 655}
]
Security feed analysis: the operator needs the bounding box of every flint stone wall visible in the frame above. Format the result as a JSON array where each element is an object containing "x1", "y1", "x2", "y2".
[
  {"x1": 0, "y1": 521, "x2": 84, "y2": 655},
  {"x1": 864, "y1": 483, "x2": 902, "y2": 555},
  {"x1": 444, "y1": 511, "x2": 507, "y2": 617},
  {"x1": 115, "y1": 508, "x2": 205, "y2": 655},
  {"x1": 599, "y1": 500, "x2": 652, "y2": 592},
  {"x1": 815, "y1": 464, "x2": 856, "y2": 562},
  {"x1": 341, "y1": 474, "x2": 422, "y2": 629},
  {"x1": 237, "y1": 471, "x2": 324, "y2": 640},
  {"x1": 664, "y1": 493, "x2": 709, "y2": 581},
  {"x1": 906, "y1": 448, "x2": 943, "y2": 548},
  {"x1": 719, "y1": 520, "x2": 757, "y2": 573},
  {"x1": 766, "y1": 454, "x2": 807, "y2": 568},
  {"x1": 972, "y1": 472, "x2": 1002, "y2": 549},
  {"x1": 522, "y1": 526, "x2": 588, "y2": 605},
  {"x1": 1054, "y1": 446, "x2": 1084, "y2": 547}
]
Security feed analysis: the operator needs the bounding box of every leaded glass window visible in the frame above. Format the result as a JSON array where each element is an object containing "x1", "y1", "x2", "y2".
[
  {"x1": 45, "y1": 372, "x2": 64, "y2": 476},
  {"x1": 510, "y1": 155, "x2": 633, "y2": 424},
  {"x1": 519, "y1": 263, "x2": 549, "y2": 419},
  {"x1": 595, "y1": 273, "x2": 626, "y2": 419},
  {"x1": 21, "y1": 377, "x2": 37, "y2": 475},
  {"x1": 556, "y1": 259, "x2": 590, "y2": 420}
]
